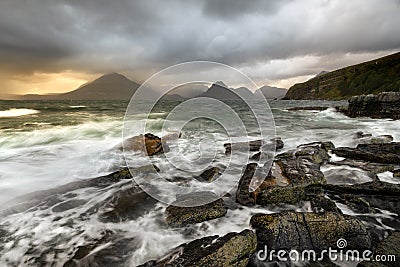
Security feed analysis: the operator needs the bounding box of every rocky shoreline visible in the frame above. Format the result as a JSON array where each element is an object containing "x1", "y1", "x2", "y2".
[{"x1": 1, "y1": 130, "x2": 399, "y2": 266}]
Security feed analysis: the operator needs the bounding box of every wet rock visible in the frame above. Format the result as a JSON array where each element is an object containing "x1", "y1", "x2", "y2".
[
  {"x1": 255, "y1": 144, "x2": 328, "y2": 206},
  {"x1": 322, "y1": 181, "x2": 400, "y2": 196},
  {"x1": 250, "y1": 211, "x2": 372, "y2": 252},
  {"x1": 52, "y1": 199, "x2": 87, "y2": 213},
  {"x1": 236, "y1": 163, "x2": 258, "y2": 206},
  {"x1": 224, "y1": 140, "x2": 263, "y2": 155},
  {"x1": 64, "y1": 231, "x2": 137, "y2": 267},
  {"x1": 394, "y1": 169, "x2": 400, "y2": 178},
  {"x1": 347, "y1": 92, "x2": 400, "y2": 120},
  {"x1": 121, "y1": 133, "x2": 169, "y2": 156},
  {"x1": 273, "y1": 137, "x2": 284, "y2": 150},
  {"x1": 287, "y1": 106, "x2": 329, "y2": 111},
  {"x1": 321, "y1": 181, "x2": 400, "y2": 215},
  {"x1": 0, "y1": 166, "x2": 156, "y2": 217},
  {"x1": 359, "y1": 135, "x2": 394, "y2": 144},
  {"x1": 138, "y1": 230, "x2": 257, "y2": 267},
  {"x1": 327, "y1": 159, "x2": 394, "y2": 175},
  {"x1": 256, "y1": 183, "x2": 341, "y2": 214},
  {"x1": 99, "y1": 185, "x2": 157, "y2": 222},
  {"x1": 165, "y1": 192, "x2": 227, "y2": 227},
  {"x1": 359, "y1": 231, "x2": 400, "y2": 267},
  {"x1": 196, "y1": 167, "x2": 222, "y2": 182},
  {"x1": 333, "y1": 142, "x2": 400, "y2": 164},
  {"x1": 224, "y1": 137, "x2": 284, "y2": 155},
  {"x1": 356, "y1": 131, "x2": 373, "y2": 139},
  {"x1": 161, "y1": 132, "x2": 181, "y2": 142}
]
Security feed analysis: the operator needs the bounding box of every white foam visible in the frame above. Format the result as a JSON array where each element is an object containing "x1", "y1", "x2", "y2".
[
  {"x1": 378, "y1": 171, "x2": 400, "y2": 184},
  {"x1": 0, "y1": 108, "x2": 40, "y2": 117}
]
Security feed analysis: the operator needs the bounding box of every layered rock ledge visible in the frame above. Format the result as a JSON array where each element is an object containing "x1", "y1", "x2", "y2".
[{"x1": 347, "y1": 92, "x2": 400, "y2": 120}]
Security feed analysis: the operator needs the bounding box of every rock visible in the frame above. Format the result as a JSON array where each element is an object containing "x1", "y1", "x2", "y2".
[
  {"x1": 224, "y1": 137, "x2": 284, "y2": 154},
  {"x1": 236, "y1": 163, "x2": 258, "y2": 206},
  {"x1": 359, "y1": 231, "x2": 400, "y2": 267},
  {"x1": 287, "y1": 106, "x2": 329, "y2": 111},
  {"x1": 236, "y1": 144, "x2": 331, "y2": 207},
  {"x1": 161, "y1": 132, "x2": 181, "y2": 142},
  {"x1": 64, "y1": 231, "x2": 137, "y2": 267},
  {"x1": 138, "y1": 230, "x2": 257, "y2": 267},
  {"x1": 394, "y1": 169, "x2": 400, "y2": 178},
  {"x1": 359, "y1": 135, "x2": 394, "y2": 144},
  {"x1": 99, "y1": 185, "x2": 157, "y2": 222},
  {"x1": 333, "y1": 142, "x2": 400, "y2": 164},
  {"x1": 273, "y1": 137, "x2": 284, "y2": 150},
  {"x1": 347, "y1": 92, "x2": 400, "y2": 120},
  {"x1": 121, "y1": 133, "x2": 169, "y2": 156},
  {"x1": 328, "y1": 159, "x2": 394, "y2": 175},
  {"x1": 52, "y1": 199, "x2": 87, "y2": 213},
  {"x1": 0, "y1": 166, "x2": 157, "y2": 217},
  {"x1": 250, "y1": 211, "x2": 372, "y2": 252},
  {"x1": 321, "y1": 181, "x2": 400, "y2": 215},
  {"x1": 196, "y1": 167, "x2": 222, "y2": 182},
  {"x1": 165, "y1": 192, "x2": 227, "y2": 227},
  {"x1": 255, "y1": 144, "x2": 328, "y2": 206},
  {"x1": 356, "y1": 131, "x2": 373, "y2": 139}
]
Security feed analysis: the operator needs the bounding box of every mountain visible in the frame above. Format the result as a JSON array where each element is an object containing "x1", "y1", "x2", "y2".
[
  {"x1": 284, "y1": 52, "x2": 400, "y2": 100},
  {"x1": 55, "y1": 73, "x2": 142, "y2": 100},
  {"x1": 17, "y1": 73, "x2": 158, "y2": 100},
  {"x1": 255, "y1": 86, "x2": 287, "y2": 99},
  {"x1": 235, "y1": 87, "x2": 257, "y2": 99},
  {"x1": 200, "y1": 81, "x2": 242, "y2": 99},
  {"x1": 200, "y1": 82, "x2": 262, "y2": 100},
  {"x1": 168, "y1": 83, "x2": 209, "y2": 98},
  {"x1": 161, "y1": 94, "x2": 187, "y2": 101}
]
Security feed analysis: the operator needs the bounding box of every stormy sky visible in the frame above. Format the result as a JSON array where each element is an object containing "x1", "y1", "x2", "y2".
[{"x1": 0, "y1": 0, "x2": 399, "y2": 95}]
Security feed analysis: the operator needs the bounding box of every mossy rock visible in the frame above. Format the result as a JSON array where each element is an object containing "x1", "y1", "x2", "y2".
[
  {"x1": 166, "y1": 192, "x2": 227, "y2": 227},
  {"x1": 139, "y1": 230, "x2": 257, "y2": 267},
  {"x1": 250, "y1": 211, "x2": 372, "y2": 253}
]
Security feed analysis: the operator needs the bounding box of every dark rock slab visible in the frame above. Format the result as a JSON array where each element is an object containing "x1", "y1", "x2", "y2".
[
  {"x1": 52, "y1": 199, "x2": 87, "y2": 213},
  {"x1": 287, "y1": 106, "x2": 329, "y2": 111},
  {"x1": 196, "y1": 167, "x2": 222, "y2": 182},
  {"x1": 359, "y1": 135, "x2": 394, "y2": 144},
  {"x1": 138, "y1": 230, "x2": 257, "y2": 267},
  {"x1": 356, "y1": 131, "x2": 373, "y2": 139},
  {"x1": 0, "y1": 166, "x2": 157, "y2": 217},
  {"x1": 63, "y1": 230, "x2": 137, "y2": 267},
  {"x1": 165, "y1": 192, "x2": 227, "y2": 227},
  {"x1": 250, "y1": 211, "x2": 372, "y2": 252},
  {"x1": 347, "y1": 92, "x2": 400, "y2": 120},
  {"x1": 99, "y1": 185, "x2": 157, "y2": 222},
  {"x1": 328, "y1": 159, "x2": 394, "y2": 175},
  {"x1": 255, "y1": 144, "x2": 329, "y2": 206},
  {"x1": 224, "y1": 137, "x2": 284, "y2": 155},
  {"x1": 359, "y1": 231, "x2": 400, "y2": 267},
  {"x1": 321, "y1": 181, "x2": 400, "y2": 215},
  {"x1": 333, "y1": 142, "x2": 400, "y2": 164},
  {"x1": 236, "y1": 163, "x2": 258, "y2": 206}
]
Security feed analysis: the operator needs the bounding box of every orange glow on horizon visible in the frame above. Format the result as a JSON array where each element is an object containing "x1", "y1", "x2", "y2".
[{"x1": 2, "y1": 71, "x2": 98, "y2": 95}]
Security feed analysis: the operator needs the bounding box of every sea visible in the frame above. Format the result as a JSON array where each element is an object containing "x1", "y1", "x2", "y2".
[{"x1": 0, "y1": 99, "x2": 399, "y2": 266}]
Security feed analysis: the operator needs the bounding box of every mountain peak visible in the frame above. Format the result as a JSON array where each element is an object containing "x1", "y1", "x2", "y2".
[{"x1": 213, "y1": 81, "x2": 228, "y2": 88}]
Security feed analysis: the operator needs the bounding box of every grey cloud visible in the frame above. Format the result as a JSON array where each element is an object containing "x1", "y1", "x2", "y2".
[
  {"x1": 0, "y1": 0, "x2": 399, "y2": 85},
  {"x1": 202, "y1": 0, "x2": 291, "y2": 19}
]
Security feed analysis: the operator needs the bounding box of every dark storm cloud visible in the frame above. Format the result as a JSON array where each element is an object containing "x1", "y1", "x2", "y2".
[
  {"x1": 202, "y1": 0, "x2": 292, "y2": 18},
  {"x1": 0, "y1": 0, "x2": 399, "y2": 89}
]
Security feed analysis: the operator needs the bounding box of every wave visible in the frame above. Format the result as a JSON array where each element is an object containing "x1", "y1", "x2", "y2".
[
  {"x1": 0, "y1": 108, "x2": 40, "y2": 118},
  {"x1": 68, "y1": 105, "x2": 87, "y2": 109}
]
